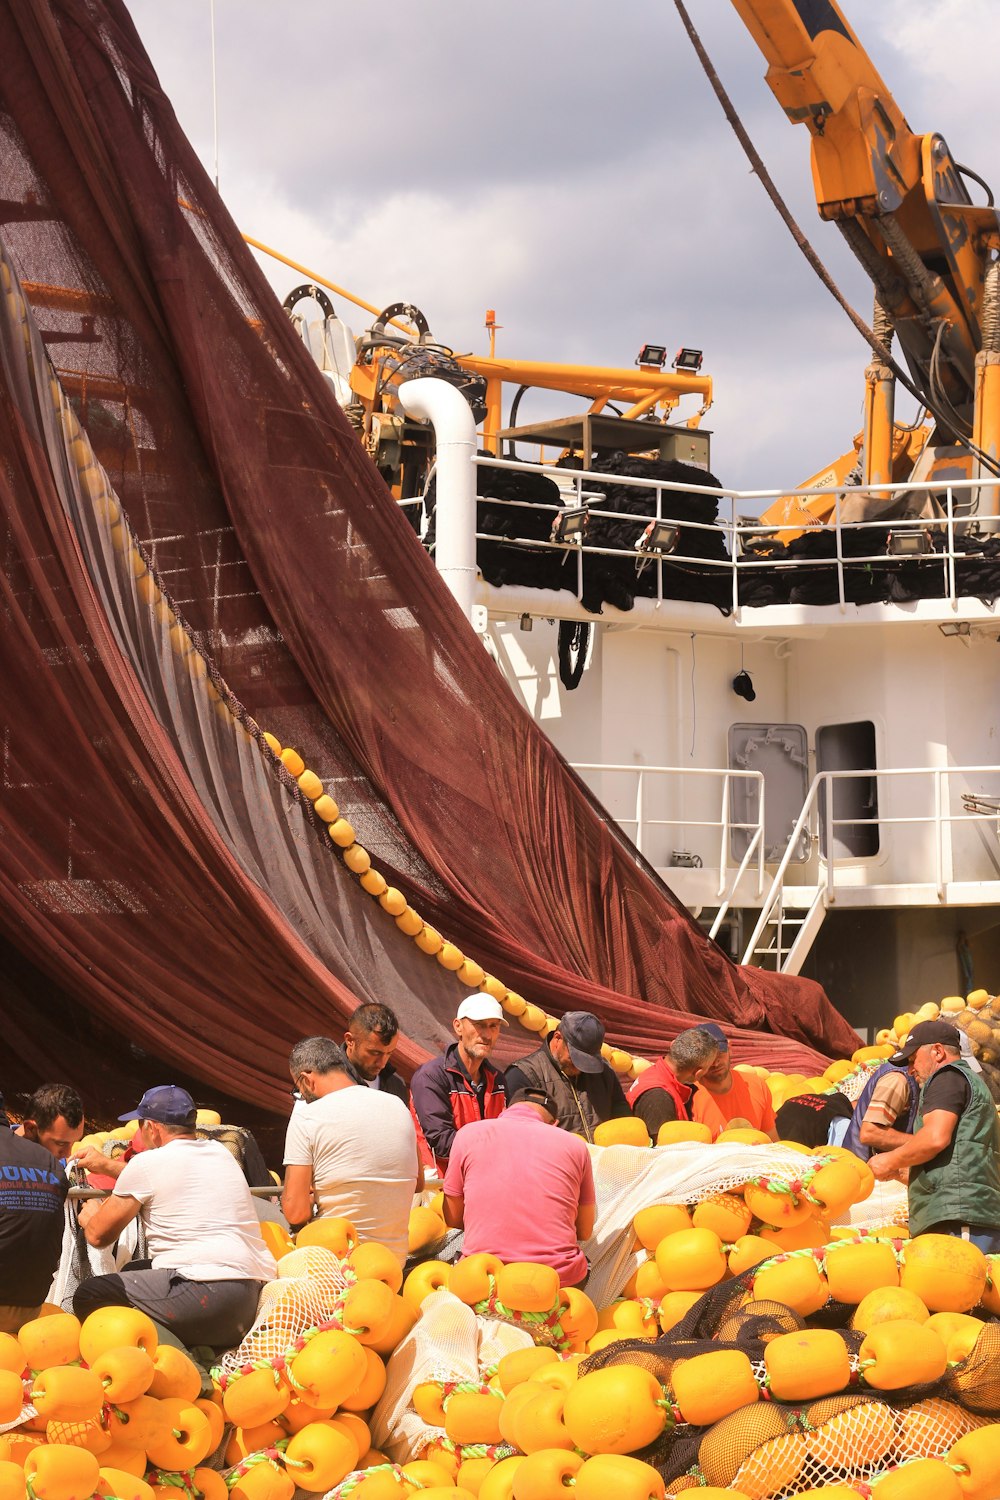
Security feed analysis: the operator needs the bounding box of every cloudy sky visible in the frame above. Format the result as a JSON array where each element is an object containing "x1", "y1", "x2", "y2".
[{"x1": 128, "y1": 0, "x2": 997, "y2": 491}]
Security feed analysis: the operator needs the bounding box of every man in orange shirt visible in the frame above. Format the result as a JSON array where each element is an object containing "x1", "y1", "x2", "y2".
[{"x1": 691, "y1": 1024, "x2": 778, "y2": 1140}]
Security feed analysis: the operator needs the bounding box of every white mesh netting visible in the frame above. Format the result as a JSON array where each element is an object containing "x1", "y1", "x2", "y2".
[
  {"x1": 678, "y1": 1395, "x2": 989, "y2": 1497},
  {"x1": 370, "y1": 1290, "x2": 532, "y2": 1463},
  {"x1": 217, "y1": 1244, "x2": 353, "y2": 1379},
  {"x1": 582, "y1": 1141, "x2": 907, "y2": 1307}
]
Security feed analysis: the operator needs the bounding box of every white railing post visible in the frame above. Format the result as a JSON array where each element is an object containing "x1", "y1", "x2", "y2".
[
  {"x1": 825, "y1": 773, "x2": 836, "y2": 901},
  {"x1": 717, "y1": 773, "x2": 730, "y2": 897},
  {"x1": 731, "y1": 500, "x2": 740, "y2": 621},
  {"x1": 935, "y1": 768, "x2": 945, "y2": 898},
  {"x1": 757, "y1": 777, "x2": 766, "y2": 896}
]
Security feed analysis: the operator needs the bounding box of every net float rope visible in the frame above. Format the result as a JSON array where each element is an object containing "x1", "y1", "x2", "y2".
[
  {"x1": 14, "y1": 241, "x2": 643, "y2": 1086},
  {"x1": 255, "y1": 725, "x2": 645, "y2": 1082}
]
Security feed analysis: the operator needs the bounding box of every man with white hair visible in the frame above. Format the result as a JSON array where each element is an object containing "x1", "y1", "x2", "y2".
[{"x1": 410, "y1": 996, "x2": 508, "y2": 1173}]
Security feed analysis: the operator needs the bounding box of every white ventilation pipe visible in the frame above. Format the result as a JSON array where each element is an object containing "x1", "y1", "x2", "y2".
[{"x1": 397, "y1": 377, "x2": 478, "y2": 623}]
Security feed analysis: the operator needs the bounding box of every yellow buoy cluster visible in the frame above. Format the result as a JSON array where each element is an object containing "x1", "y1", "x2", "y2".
[
  {"x1": 609, "y1": 1156, "x2": 873, "y2": 1336},
  {"x1": 0, "y1": 1306, "x2": 228, "y2": 1500},
  {"x1": 602, "y1": 1232, "x2": 1000, "y2": 1499},
  {"x1": 5, "y1": 1100, "x2": 1000, "y2": 1499},
  {"x1": 236, "y1": 1224, "x2": 671, "y2": 1498}
]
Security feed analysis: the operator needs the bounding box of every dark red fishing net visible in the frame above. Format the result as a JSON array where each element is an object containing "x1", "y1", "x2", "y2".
[{"x1": 0, "y1": 0, "x2": 857, "y2": 1119}]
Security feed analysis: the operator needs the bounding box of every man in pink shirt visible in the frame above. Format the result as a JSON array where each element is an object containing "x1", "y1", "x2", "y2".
[{"x1": 442, "y1": 1087, "x2": 596, "y2": 1287}]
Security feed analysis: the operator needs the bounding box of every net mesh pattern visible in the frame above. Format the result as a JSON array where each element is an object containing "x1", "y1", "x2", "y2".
[
  {"x1": 583, "y1": 1141, "x2": 907, "y2": 1308},
  {"x1": 0, "y1": 0, "x2": 857, "y2": 1111},
  {"x1": 371, "y1": 1290, "x2": 533, "y2": 1464},
  {"x1": 582, "y1": 1271, "x2": 1000, "y2": 1496},
  {"x1": 216, "y1": 1247, "x2": 353, "y2": 1381}
]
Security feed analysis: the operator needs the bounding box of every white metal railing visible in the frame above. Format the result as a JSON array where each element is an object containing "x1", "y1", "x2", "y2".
[
  {"x1": 741, "y1": 763, "x2": 1000, "y2": 968},
  {"x1": 425, "y1": 456, "x2": 1000, "y2": 617},
  {"x1": 570, "y1": 762, "x2": 766, "y2": 924}
]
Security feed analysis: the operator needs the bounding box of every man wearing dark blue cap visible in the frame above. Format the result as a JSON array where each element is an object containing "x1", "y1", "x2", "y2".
[
  {"x1": 691, "y1": 1023, "x2": 779, "y2": 1140},
  {"x1": 503, "y1": 1012, "x2": 631, "y2": 1140},
  {"x1": 75, "y1": 1086, "x2": 275, "y2": 1349},
  {"x1": 870, "y1": 1020, "x2": 1000, "y2": 1252}
]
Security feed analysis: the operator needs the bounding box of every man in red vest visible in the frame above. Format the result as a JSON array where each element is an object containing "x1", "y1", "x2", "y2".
[
  {"x1": 627, "y1": 1028, "x2": 719, "y2": 1140},
  {"x1": 411, "y1": 996, "x2": 508, "y2": 1173}
]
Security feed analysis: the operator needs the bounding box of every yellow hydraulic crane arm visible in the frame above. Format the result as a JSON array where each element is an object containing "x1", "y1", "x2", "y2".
[{"x1": 728, "y1": 0, "x2": 1000, "y2": 420}]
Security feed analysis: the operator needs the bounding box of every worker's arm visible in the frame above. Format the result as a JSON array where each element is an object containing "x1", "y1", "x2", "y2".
[
  {"x1": 411, "y1": 1066, "x2": 457, "y2": 1166},
  {"x1": 869, "y1": 1110, "x2": 958, "y2": 1179},
  {"x1": 576, "y1": 1203, "x2": 595, "y2": 1241},
  {"x1": 84, "y1": 1193, "x2": 141, "y2": 1249},
  {"x1": 414, "y1": 1144, "x2": 425, "y2": 1197},
  {"x1": 857, "y1": 1072, "x2": 913, "y2": 1152},
  {"x1": 281, "y1": 1163, "x2": 314, "y2": 1229},
  {"x1": 73, "y1": 1146, "x2": 127, "y2": 1179},
  {"x1": 442, "y1": 1194, "x2": 464, "y2": 1229},
  {"x1": 858, "y1": 1118, "x2": 914, "y2": 1152}
]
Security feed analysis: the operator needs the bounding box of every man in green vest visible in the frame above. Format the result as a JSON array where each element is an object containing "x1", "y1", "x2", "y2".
[{"x1": 870, "y1": 1019, "x2": 1000, "y2": 1253}]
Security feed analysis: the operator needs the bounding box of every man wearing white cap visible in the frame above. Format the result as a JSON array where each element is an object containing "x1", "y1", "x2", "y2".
[{"x1": 410, "y1": 996, "x2": 508, "y2": 1173}]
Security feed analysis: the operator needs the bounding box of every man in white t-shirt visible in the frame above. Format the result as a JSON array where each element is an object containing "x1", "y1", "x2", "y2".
[
  {"x1": 76, "y1": 1086, "x2": 275, "y2": 1349},
  {"x1": 282, "y1": 1037, "x2": 420, "y2": 1265}
]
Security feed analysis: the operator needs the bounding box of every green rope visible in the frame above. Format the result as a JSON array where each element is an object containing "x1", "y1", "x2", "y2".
[{"x1": 471, "y1": 1276, "x2": 569, "y2": 1351}]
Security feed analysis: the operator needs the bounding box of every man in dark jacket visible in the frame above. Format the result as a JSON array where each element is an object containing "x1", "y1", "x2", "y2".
[
  {"x1": 343, "y1": 1002, "x2": 409, "y2": 1104},
  {"x1": 411, "y1": 996, "x2": 507, "y2": 1173},
  {"x1": 504, "y1": 1012, "x2": 631, "y2": 1141}
]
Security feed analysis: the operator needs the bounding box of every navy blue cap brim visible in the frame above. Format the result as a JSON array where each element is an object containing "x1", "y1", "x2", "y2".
[{"x1": 566, "y1": 1045, "x2": 605, "y2": 1074}]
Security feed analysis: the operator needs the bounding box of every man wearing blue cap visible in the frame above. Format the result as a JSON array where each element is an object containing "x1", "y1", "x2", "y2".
[
  {"x1": 870, "y1": 1020, "x2": 1000, "y2": 1252},
  {"x1": 691, "y1": 1023, "x2": 778, "y2": 1140},
  {"x1": 75, "y1": 1086, "x2": 275, "y2": 1349},
  {"x1": 503, "y1": 1012, "x2": 632, "y2": 1140}
]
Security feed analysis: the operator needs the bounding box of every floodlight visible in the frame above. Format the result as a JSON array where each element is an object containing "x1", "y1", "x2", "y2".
[
  {"x1": 886, "y1": 528, "x2": 928, "y2": 556},
  {"x1": 673, "y1": 347, "x2": 704, "y2": 372},
  {"x1": 636, "y1": 343, "x2": 667, "y2": 369},
  {"x1": 550, "y1": 505, "x2": 590, "y2": 545},
  {"x1": 634, "y1": 519, "x2": 680, "y2": 576},
  {"x1": 636, "y1": 520, "x2": 680, "y2": 556}
]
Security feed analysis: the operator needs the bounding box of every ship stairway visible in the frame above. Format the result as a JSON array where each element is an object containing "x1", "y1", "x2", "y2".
[{"x1": 741, "y1": 885, "x2": 827, "y2": 974}]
